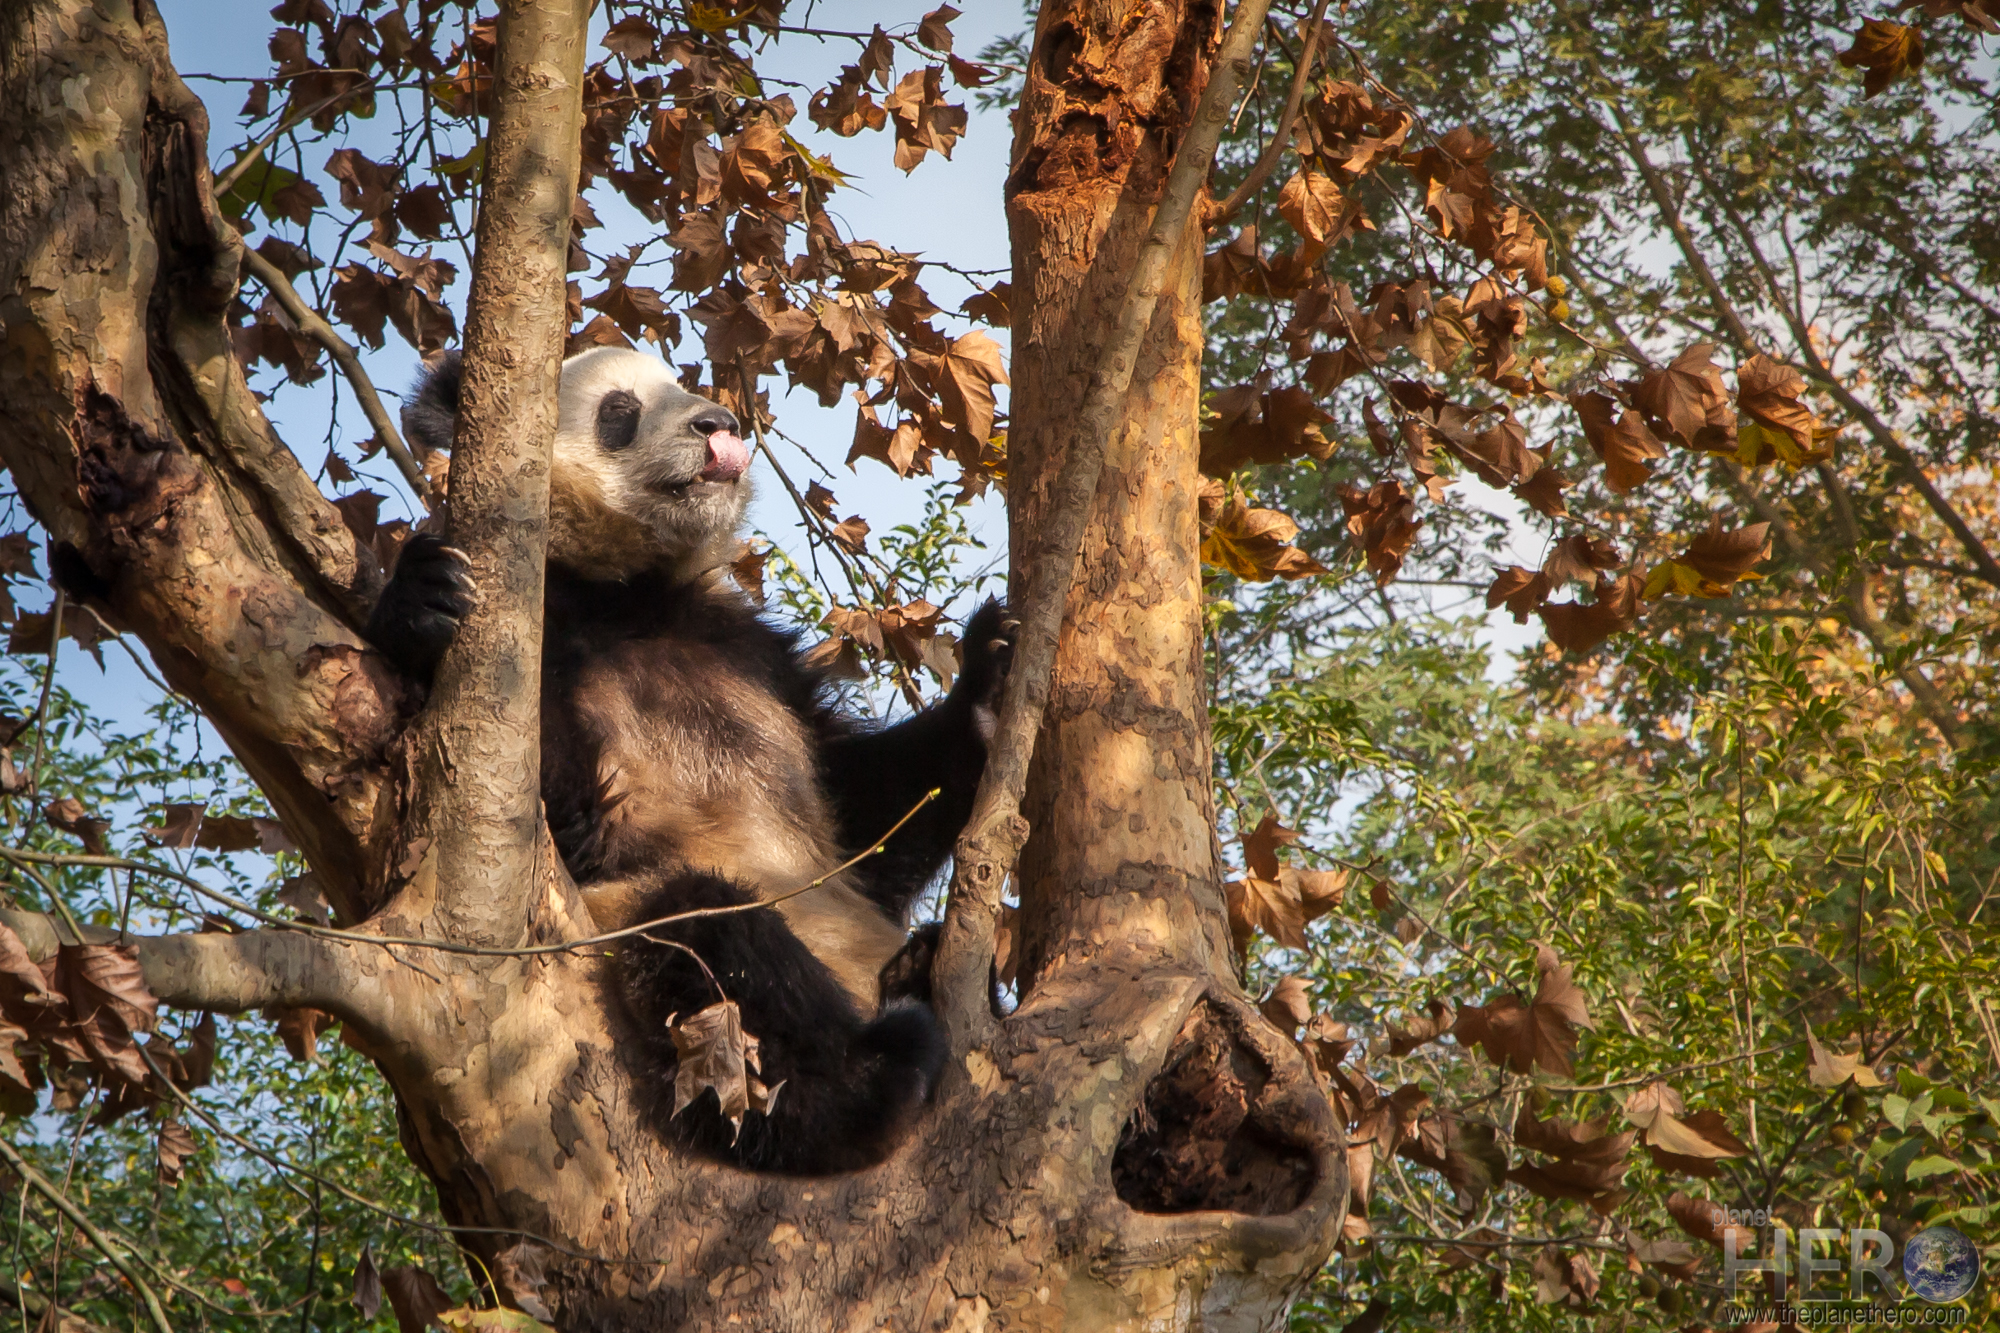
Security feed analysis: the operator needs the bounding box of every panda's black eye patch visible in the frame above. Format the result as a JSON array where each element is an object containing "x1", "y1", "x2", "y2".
[{"x1": 596, "y1": 390, "x2": 643, "y2": 452}]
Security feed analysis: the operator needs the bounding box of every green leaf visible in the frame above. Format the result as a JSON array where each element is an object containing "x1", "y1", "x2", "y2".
[
  {"x1": 1906, "y1": 1155, "x2": 1962, "y2": 1184},
  {"x1": 1882, "y1": 1136, "x2": 1928, "y2": 1183},
  {"x1": 215, "y1": 157, "x2": 301, "y2": 224},
  {"x1": 1897, "y1": 1068, "x2": 1937, "y2": 1098}
]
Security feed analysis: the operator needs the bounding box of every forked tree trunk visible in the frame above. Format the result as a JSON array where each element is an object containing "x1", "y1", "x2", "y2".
[{"x1": 0, "y1": 1, "x2": 1343, "y2": 1328}]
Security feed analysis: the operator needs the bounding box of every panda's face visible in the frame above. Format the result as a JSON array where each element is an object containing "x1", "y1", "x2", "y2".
[{"x1": 549, "y1": 348, "x2": 752, "y2": 577}]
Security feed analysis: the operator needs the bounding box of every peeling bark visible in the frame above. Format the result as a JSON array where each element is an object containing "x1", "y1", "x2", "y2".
[
  {"x1": 0, "y1": 1, "x2": 1344, "y2": 1329},
  {"x1": 0, "y1": 0, "x2": 403, "y2": 924}
]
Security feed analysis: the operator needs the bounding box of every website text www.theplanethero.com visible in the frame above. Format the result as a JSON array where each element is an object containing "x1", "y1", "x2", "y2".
[{"x1": 1721, "y1": 1306, "x2": 1968, "y2": 1327}]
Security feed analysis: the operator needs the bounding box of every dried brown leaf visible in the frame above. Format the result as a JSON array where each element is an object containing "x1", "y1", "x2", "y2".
[
  {"x1": 1632, "y1": 343, "x2": 1734, "y2": 451},
  {"x1": 668, "y1": 1000, "x2": 782, "y2": 1141},
  {"x1": 1538, "y1": 573, "x2": 1642, "y2": 655},
  {"x1": 1806, "y1": 1025, "x2": 1885, "y2": 1089},
  {"x1": 1838, "y1": 19, "x2": 1924, "y2": 96},
  {"x1": 157, "y1": 1118, "x2": 197, "y2": 1185},
  {"x1": 382, "y1": 1266, "x2": 453, "y2": 1333},
  {"x1": 1259, "y1": 976, "x2": 1313, "y2": 1032}
]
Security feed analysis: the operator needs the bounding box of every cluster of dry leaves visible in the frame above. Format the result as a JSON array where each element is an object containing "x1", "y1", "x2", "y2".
[
  {"x1": 1191, "y1": 74, "x2": 1826, "y2": 653},
  {"x1": 223, "y1": 1, "x2": 1845, "y2": 676},
  {"x1": 0, "y1": 924, "x2": 208, "y2": 1183}
]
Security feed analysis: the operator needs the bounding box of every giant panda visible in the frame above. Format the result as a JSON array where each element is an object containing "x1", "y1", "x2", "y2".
[{"x1": 368, "y1": 346, "x2": 1009, "y2": 1175}]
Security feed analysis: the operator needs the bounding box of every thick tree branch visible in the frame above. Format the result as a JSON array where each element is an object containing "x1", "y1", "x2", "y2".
[
  {"x1": 935, "y1": 0, "x2": 1275, "y2": 1048},
  {"x1": 0, "y1": 908, "x2": 375, "y2": 1017},
  {"x1": 415, "y1": 0, "x2": 589, "y2": 947},
  {"x1": 240, "y1": 247, "x2": 432, "y2": 503},
  {"x1": 0, "y1": 0, "x2": 406, "y2": 924},
  {"x1": 1213, "y1": 0, "x2": 1330, "y2": 225}
]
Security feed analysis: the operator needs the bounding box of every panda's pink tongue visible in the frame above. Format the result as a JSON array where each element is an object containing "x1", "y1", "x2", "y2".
[{"x1": 702, "y1": 430, "x2": 750, "y2": 481}]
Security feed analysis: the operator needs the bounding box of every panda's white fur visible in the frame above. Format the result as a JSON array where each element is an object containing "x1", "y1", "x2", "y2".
[{"x1": 547, "y1": 348, "x2": 752, "y2": 581}]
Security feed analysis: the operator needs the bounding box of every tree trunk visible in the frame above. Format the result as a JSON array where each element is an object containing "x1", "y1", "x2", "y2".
[{"x1": 0, "y1": 1, "x2": 1344, "y2": 1328}]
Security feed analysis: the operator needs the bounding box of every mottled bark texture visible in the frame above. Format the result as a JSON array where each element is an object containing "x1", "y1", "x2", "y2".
[{"x1": 0, "y1": 1, "x2": 1344, "y2": 1329}]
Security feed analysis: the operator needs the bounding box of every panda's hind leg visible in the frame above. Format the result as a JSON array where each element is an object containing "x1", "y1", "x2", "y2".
[{"x1": 612, "y1": 871, "x2": 945, "y2": 1175}]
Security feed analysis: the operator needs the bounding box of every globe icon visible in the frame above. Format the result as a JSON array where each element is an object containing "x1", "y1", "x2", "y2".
[{"x1": 1903, "y1": 1225, "x2": 1980, "y2": 1304}]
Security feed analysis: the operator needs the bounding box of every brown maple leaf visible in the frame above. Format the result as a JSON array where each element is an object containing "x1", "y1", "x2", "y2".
[
  {"x1": 1734, "y1": 354, "x2": 1823, "y2": 457},
  {"x1": 1570, "y1": 391, "x2": 1667, "y2": 492},
  {"x1": 143, "y1": 802, "x2": 205, "y2": 850},
  {"x1": 1538, "y1": 573, "x2": 1642, "y2": 654},
  {"x1": 1838, "y1": 18, "x2": 1924, "y2": 96},
  {"x1": 44, "y1": 798, "x2": 111, "y2": 854},
  {"x1": 668, "y1": 1000, "x2": 783, "y2": 1141},
  {"x1": 1225, "y1": 875, "x2": 1306, "y2": 952},
  {"x1": 827, "y1": 514, "x2": 870, "y2": 555},
  {"x1": 157, "y1": 1118, "x2": 198, "y2": 1185},
  {"x1": 1513, "y1": 464, "x2": 1571, "y2": 518},
  {"x1": 1666, "y1": 1191, "x2": 1752, "y2": 1250},
  {"x1": 1806, "y1": 1024, "x2": 1886, "y2": 1089},
  {"x1": 1451, "y1": 943, "x2": 1593, "y2": 1076},
  {"x1": 1632, "y1": 344, "x2": 1734, "y2": 451},
  {"x1": 1646, "y1": 518, "x2": 1771, "y2": 599},
  {"x1": 268, "y1": 1004, "x2": 335, "y2": 1064},
  {"x1": 1543, "y1": 533, "x2": 1622, "y2": 588},
  {"x1": 1487, "y1": 567, "x2": 1553, "y2": 623},
  {"x1": 1336, "y1": 481, "x2": 1420, "y2": 585},
  {"x1": 1242, "y1": 811, "x2": 1301, "y2": 880},
  {"x1": 1278, "y1": 168, "x2": 1345, "y2": 260},
  {"x1": 1386, "y1": 998, "x2": 1456, "y2": 1055},
  {"x1": 1624, "y1": 1081, "x2": 1749, "y2": 1177},
  {"x1": 1202, "y1": 494, "x2": 1330, "y2": 583},
  {"x1": 935, "y1": 330, "x2": 1008, "y2": 448},
  {"x1": 1259, "y1": 976, "x2": 1314, "y2": 1032}
]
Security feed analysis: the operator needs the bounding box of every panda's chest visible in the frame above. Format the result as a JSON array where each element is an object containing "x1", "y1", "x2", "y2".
[
  {"x1": 561, "y1": 639, "x2": 905, "y2": 1010},
  {"x1": 568, "y1": 638, "x2": 832, "y2": 884}
]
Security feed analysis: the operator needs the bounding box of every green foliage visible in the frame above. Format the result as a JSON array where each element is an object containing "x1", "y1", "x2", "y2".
[
  {"x1": 0, "y1": 606, "x2": 448, "y2": 1331},
  {"x1": 1213, "y1": 608, "x2": 1997, "y2": 1328}
]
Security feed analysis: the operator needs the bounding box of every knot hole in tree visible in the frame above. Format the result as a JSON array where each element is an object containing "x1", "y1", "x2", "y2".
[{"x1": 1111, "y1": 997, "x2": 1317, "y2": 1216}]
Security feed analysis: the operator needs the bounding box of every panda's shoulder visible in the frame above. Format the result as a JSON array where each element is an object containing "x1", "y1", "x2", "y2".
[{"x1": 546, "y1": 565, "x2": 821, "y2": 693}]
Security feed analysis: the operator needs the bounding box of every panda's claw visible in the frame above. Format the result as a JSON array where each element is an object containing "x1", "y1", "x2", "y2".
[
  {"x1": 949, "y1": 598, "x2": 1015, "y2": 714},
  {"x1": 368, "y1": 533, "x2": 480, "y2": 681}
]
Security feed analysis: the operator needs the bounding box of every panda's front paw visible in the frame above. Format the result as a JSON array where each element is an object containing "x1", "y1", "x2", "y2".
[
  {"x1": 952, "y1": 598, "x2": 1016, "y2": 740},
  {"x1": 367, "y1": 533, "x2": 480, "y2": 681}
]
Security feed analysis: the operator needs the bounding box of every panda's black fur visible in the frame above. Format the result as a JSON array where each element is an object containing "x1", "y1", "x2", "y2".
[{"x1": 369, "y1": 347, "x2": 1006, "y2": 1175}]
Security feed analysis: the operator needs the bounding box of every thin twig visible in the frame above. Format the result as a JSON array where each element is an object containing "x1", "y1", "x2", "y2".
[
  {"x1": 136, "y1": 1049, "x2": 660, "y2": 1271},
  {"x1": 239, "y1": 249, "x2": 432, "y2": 504},
  {"x1": 0, "y1": 1137, "x2": 175, "y2": 1333},
  {"x1": 0, "y1": 789, "x2": 938, "y2": 962},
  {"x1": 1215, "y1": 0, "x2": 1330, "y2": 225},
  {"x1": 23, "y1": 592, "x2": 63, "y2": 837}
]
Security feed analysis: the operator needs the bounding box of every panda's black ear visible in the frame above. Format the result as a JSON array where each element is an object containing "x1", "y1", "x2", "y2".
[{"x1": 400, "y1": 350, "x2": 463, "y2": 456}]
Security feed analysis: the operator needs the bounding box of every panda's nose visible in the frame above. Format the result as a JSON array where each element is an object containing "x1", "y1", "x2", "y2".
[{"x1": 701, "y1": 428, "x2": 749, "y2": 481}]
